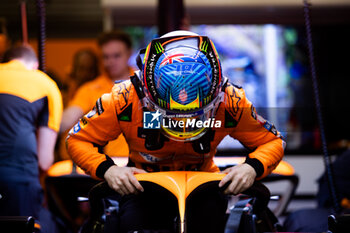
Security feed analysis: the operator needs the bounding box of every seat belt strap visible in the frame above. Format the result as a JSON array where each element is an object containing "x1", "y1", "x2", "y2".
[{"x1": 224, "y1": 198, "x2": 253, "y2": 233}]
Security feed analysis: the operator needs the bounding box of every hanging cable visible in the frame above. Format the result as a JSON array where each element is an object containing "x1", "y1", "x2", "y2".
[
  {"x1": 36, "y1": 0, "x2": 46, "y2": 72},
  {"x1": 303, "y1": 0, "x2": 341, "y2": 213},
  {"x1": 20, "y1": 1, "x2": 28, "y2": 45}
]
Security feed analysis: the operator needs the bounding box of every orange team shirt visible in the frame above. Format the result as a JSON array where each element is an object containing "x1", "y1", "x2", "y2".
[
  {"x1": 0, "y1": 60, "x2": 62, "y2": 178},
  {"x1": 68, "y1": 71, "x2": 133, "y2": 157},
  {"x1": 0, "y1": 60, "x2": 62, "y2": 132},
  {"x1": 67, "y1": 80, "x2": 285, "y2": 180}
]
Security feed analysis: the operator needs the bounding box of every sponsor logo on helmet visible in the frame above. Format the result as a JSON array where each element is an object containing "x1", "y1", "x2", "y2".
[{"x1": 179, "y1": 88, "x2": 188, "y2": 103}]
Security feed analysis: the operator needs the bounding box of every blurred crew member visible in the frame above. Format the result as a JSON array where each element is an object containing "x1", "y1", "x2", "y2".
[
  {"x1": 64, "y1": 48, "x2": 100, "y2": 105},
  {"x1": 60, "y1": 31, "x2": 133, "y2": 158},
  {"x1": 58, "y1": 48, "x2": 100, "y2": 161},
  {"x1": 0, "y1": 45, "x2": 63, "y2": 232},
  {"x1": 67, "y1": 31, "x2": 285, "y2": 232}
]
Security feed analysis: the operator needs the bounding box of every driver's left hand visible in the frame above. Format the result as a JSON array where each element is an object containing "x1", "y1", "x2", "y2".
[{"x1": 219, "y1": 163, "x2": 257, "y2": 195}]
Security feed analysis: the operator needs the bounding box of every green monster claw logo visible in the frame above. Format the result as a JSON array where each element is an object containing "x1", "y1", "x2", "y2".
[
  {"x1": 200, "y1": 41, "x2": 209, "y2": 53},
  {"x1": 154, "y1": 42, "x2": 164, "y2": 54},
  {"x1": 203, "y1": 96, "x2": 212, "y2": 105},
  {"x1": 158, "y1": 99, "x2": 166, "y2": 108}
]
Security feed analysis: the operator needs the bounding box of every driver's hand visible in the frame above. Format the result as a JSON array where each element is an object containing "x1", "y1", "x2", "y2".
[
  {"x1": 104, "y1": 165, "x2": 146, "y2": 196},
  {"x1": 219, "y1": 163, "x2": 257, "y2": 195}
]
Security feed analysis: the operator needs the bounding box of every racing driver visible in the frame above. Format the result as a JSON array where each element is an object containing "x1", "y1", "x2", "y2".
[{"x1": 66, "y1": 31, "x2": 285, "y2": 233}]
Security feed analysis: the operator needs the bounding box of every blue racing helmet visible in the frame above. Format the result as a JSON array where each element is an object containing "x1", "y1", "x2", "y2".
[{"x1": 137, "y1": 31, "x2": 224, "y2": 141}]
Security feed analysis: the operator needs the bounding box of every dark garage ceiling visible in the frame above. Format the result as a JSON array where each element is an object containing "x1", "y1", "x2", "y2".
[
  {"x1": 1, "y1": 0, "x2": 350, "y2": 40},
  {"x1": 0, "y1": 0, "x2": 103, "y2": 40}
]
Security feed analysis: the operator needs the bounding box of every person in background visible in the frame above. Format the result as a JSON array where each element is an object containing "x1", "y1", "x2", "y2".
[
  {"x1": 63, "y1": 48, "x2": 100, "y2": 106},
  {"x1": 0, "y1": 45, "x2": 63, "y2": 232},
  {"x1": 59, "y1": 30, "x2": 133, "y2": 159},
  {"x1": 57, "y1": 48, "x2": 100, "y2": 161}
]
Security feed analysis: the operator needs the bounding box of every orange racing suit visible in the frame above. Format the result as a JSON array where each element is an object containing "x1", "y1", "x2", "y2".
[{"x1": 66, "y1": 78, "x2": 285, "y2": 180}]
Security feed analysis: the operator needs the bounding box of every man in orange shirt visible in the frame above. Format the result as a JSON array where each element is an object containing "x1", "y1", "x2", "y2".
[
  {"x1": 60, "y1": 31, "x2": 133, "y2": 158},
  {"x1": 67, "y1": 31, "x2": 285, "y2": 232}
]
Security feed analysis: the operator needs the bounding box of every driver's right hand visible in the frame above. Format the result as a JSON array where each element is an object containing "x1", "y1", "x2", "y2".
[{"x1": 104, "y1": 165, "x2": 146, "y2": 195}]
